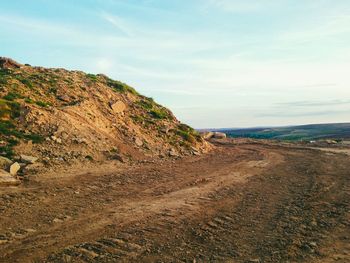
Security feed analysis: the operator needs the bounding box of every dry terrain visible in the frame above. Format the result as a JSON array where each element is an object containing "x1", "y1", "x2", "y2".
[{"x1": 0, "y1": 139, "x2": 349, "y2": 262}]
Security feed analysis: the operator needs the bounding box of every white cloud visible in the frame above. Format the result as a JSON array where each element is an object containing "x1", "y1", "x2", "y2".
[{"x1": 100, "y1": 12, "x2": 134, "y2": 37}]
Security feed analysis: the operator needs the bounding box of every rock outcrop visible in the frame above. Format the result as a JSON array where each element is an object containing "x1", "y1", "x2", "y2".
[{"x1": 0, "y1": 57, "x2": 22, "y2": 69}]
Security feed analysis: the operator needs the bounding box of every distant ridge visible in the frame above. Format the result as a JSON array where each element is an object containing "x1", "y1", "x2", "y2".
[{"x1": 211, "y1": 123, "x2": 350, "y2": 141}]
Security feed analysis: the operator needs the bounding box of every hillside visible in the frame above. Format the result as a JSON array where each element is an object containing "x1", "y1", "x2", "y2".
[
  {"x1": 215, "y1": 123, "x2": 350, "y2": 141},
  {"x1": 0, "y1": 57, "x2": 210, "y2": 170}
]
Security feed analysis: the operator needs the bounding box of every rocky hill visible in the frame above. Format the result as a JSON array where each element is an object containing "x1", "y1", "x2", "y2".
[{"x1": 0, "y1": 57, "x2": 210, "y2": 177}]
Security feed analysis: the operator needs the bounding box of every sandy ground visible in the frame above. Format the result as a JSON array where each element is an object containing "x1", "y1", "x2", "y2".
[{"x1": 0, "y1": 140, "x2": 349, "y2": 262}]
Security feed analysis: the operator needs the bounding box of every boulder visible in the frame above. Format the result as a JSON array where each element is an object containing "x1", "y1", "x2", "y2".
[
  {"x1": 201, "y1": 132, "x2": 214, "y2": 140},
  {"x1": 0, "y1": 169, "x2": 20, "y2": 186},
  {"x1": 20, "y1": 155, "x2": 38, "y2": 164},
  {"x1": 0, "y1": 156, "x2": 13, "y2": 169},
  {"x1": 134, "y1": 137, "x2": 143, "y2": 147},
  {"x1": 109, "y1": 101, "x2": 126, "y2": 114},
  {"x1": 9, "y1": 162, "x2": 21, "y2": 175},
  {"x1": 213, "y1": 132, "x2": 227, "y2": 139}
]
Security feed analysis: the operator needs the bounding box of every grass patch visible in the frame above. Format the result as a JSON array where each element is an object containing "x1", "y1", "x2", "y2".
[
  {"x1": 0, "y1": 69, "x2": 10, "y2": 85},
  {"x1": 2, "y1": 92, "x2": 23, "y2": 101},
  {"x1": 86, "y1": 73, "x2": 98, "y2": 82},
  {"x1": 150, "y1": 109, "x2": 168, "y2": 119},
  {"x1": 106, "y1": 78, "x2": 139, "y2": 95},
  {"x1": 177, "y1": 129, "x2": 196, "y2": 143},
  {"x1": 35, "y1": 100, "x2": 51, "y2": 107},
  {"x1": 137, "y1": 100, "x2": 153, "y2": 110}
]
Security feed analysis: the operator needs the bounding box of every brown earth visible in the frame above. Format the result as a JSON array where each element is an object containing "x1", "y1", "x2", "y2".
[{"x1": 0, "y1": 139, "x2": 349, "y2": 263}]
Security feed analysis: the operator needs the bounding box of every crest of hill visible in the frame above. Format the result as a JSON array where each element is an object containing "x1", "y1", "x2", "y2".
[{"x1": 0, "y1": 57, "x2": 210, "y2": 168}]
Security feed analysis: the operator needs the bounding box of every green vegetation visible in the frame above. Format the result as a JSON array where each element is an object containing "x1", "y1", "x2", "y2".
[
  {"x1": 0, "y1": 69, "x2": 10, "y2": 85},
  {"x1": 176, "y1": 123, "x2": 201, "y2": 143},
  {"x1": 16, "y1": 76, "x2": 33, "y2": 89},
  {"x1": 221, "y1": 123, "x2": 350, "y2": 141},
  {"x1": 35, "y1": 100, "x2": 51, "y2": 108},
  {"x1": 86, "y1": 73, "x2": 98, "y2": 82},
  {"x1": 150, "y1": 109, "x2": 168, "y2": 119},
  {"x1": 2, "y1": 92, "x2": 23, "y2": 101},
  {"x1": 136, "y1": 97, "x2": 171, "y2": 120},
  {"x1": 0, "y1": 99, "x2": 21, "y2": 119},
  {"x1": 136, "y1": 100, "x2": 153, "y2": 110},
  {"x1": 106, "y1": 77, "x2": 138, "y2": 95},
  {"x1": 0, "y1": 98, "x2": 44, "y2": 158}
]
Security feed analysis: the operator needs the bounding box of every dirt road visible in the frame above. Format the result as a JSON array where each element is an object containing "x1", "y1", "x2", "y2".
[{"x1": 0, "y1": 140, "x2": 349, "y2": 262}]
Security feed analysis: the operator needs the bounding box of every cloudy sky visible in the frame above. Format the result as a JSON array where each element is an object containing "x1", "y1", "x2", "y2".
[{"x1": 1, "y1": 0, "x2": 350, "y2": 128}]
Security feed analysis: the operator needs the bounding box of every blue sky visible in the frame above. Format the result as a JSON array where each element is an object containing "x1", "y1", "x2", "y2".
[{"x1": 1, "y1": 0, "x2": 350, "y2": 128}]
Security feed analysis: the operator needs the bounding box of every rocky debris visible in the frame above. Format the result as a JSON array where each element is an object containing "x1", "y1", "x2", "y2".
[
  {"x1": 9, "y1": 162, "x2": 21, "y2": 176},
  {"x1": 190, "y1": 146, "x2": 201, "y2": 156},
  {"x1": 0, "y1": 156, "x2": 13, "y2": 170},
  {"x1": 23, "y1": 163, "x2": 44, "y2": 173},
  {"x1": 20, "y1": 155, "x2": 38, "y2": 164},
  {"x1": 51, "y1": 136, "x2": 62, "y2": 144},
  {"x1": 0, "y1": 57, "x2": 22, "y2": 69},
  {"x1": 72, "y1": 137, "x2": 87, "y2": 144},
  {"x1": 0, "y1": 169, "x2": 20, "y2": 186},
  {"x1": 109, "y1": 101, "x2": 126, "y2": 114},
  {"x1": 111, "y1": 154, "x2": 125, "y2": 163},
  {"x1": 213, "y1": 132, "x2": 227, "y2": 139},
  {"x1": 134, "y1": 137, "x2": 143, "y2": 147},
  {"x1": 169, "y1": 148, "x2": 179, "y2": 157},
  {"x1": 57, "y1": 95, "x2": 71, "y2": 102}
]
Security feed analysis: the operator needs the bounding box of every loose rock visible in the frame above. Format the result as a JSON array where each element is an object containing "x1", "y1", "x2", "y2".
[
  {"x1": 134, "y1": 137, "x2": 143, "y2": 147},
  {"x1": 20, "y1": 155, "x2": 38, "y2": 164},
  {"x1": 9, "y1": 162, "x2": 21, "y2": 176},
  {"x1": 109, "y1": 101, "x2": 126, "y2": 113},
  {"x1": 0, "y1": 169, "x2": 21, "y2": 186}
]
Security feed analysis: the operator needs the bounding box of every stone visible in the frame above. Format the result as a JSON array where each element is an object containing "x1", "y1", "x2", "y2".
[
  {"x1": 0, "y1": 169, "x2": 20, "y2": 186},
  {"x1": 109, "y1": 101, "x2": 126, "y2": 114},
  {"x1": 0, "y1": 156, "x2": 13, "y2": 169},
  {"x1": 169, "y1": 148, "x2": 179, "y2": 157},
  {"x1": 51, "y1": 136, "x2": 62, "y2": 144},
  {"x1": 57, "y1": 94, "x2": 71, "y2": 102},
  {"x1": 20, "y1": 155, "x2": 38, "y2": 164},
  {"x1": 9, "y1": 162, "x2": 21, "y2": 175},
  {"x1": 112, "y1": 154, "x2": 125, "y2": 163},
  {"x1": 134, "y1": 137, "x2": 143, "y2": 147},
  {"x1": 201, "y1": 132, "x2": 214, "y2": 140},
  {"x1": 53, "y1": 218, "x2": 63, "y2": 223},
  {"x1": 213, "y1": 132, "x2": 227, "y2": 139}
]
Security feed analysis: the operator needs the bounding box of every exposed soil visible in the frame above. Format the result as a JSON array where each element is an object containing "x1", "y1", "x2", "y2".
[{"x1": 0, "y1": 140, "x2": 349, "y2": 262}]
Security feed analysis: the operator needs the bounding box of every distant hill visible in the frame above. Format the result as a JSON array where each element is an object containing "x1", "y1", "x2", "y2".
[{"x1": 214, "y1": 123, "x2": 350, "y2": 141}]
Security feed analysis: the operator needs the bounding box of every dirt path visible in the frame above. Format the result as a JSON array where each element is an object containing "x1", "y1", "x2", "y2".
[{"x1": 0, "y1": 141, "x2": 349, "y2": 262}]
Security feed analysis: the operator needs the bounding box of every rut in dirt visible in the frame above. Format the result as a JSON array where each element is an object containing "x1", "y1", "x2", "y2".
[{"x1": 0, "y1": 142, "x2": 349, "y2": 263}]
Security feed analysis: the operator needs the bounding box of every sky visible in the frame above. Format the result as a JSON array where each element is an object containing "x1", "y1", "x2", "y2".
[{"x1": 1, "y1": 0, "x2": 350, "y2": 128}]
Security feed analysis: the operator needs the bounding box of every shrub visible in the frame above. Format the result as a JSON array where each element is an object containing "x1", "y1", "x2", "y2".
[
  {"x1": 35, "y1": 100, "x2": 51, "y2": 107},
  {"x1": 150, "y1": 109, "x2": 168, "y2": 119},
  {"x1": 177, "y1": 129, "x2": 196, "y2": 143},
  {"x1": 137, "y1": 100, "x2": 153, "y2": 110},
  {"x1": 2, "y1": 92, "x2": 23, "y2": 101},
  {"x1": 86, "y1": 73, "x2": 98, "y2": 82}
]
